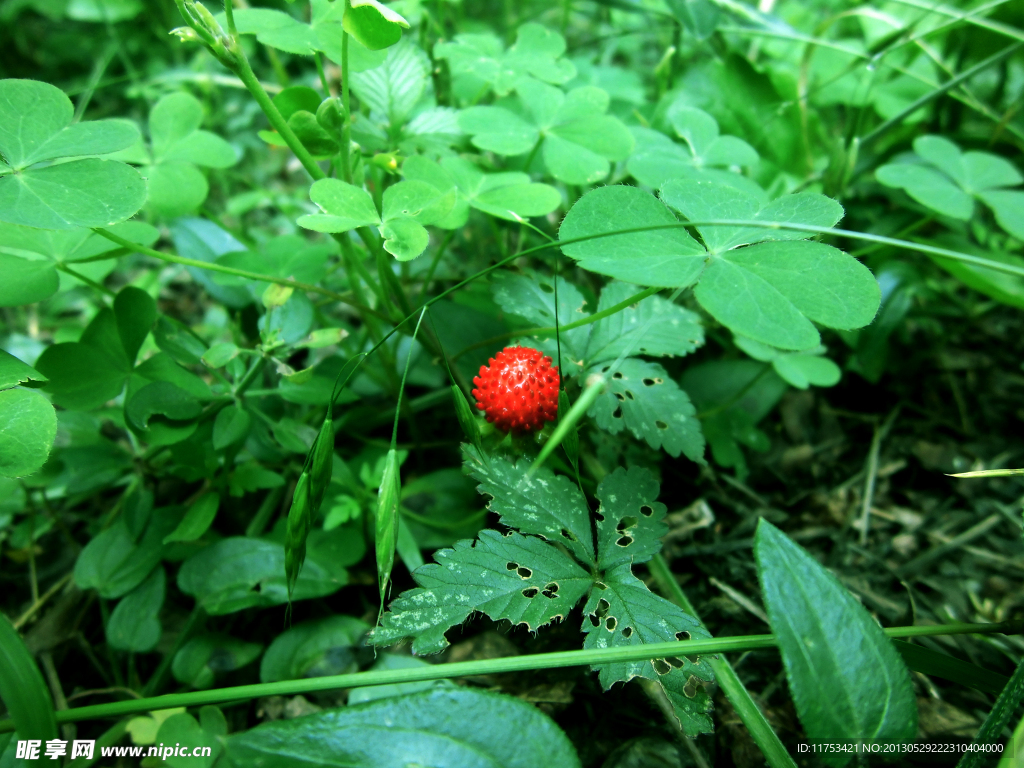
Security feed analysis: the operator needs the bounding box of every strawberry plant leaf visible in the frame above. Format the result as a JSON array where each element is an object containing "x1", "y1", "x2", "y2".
[
  {"x1": 755, "y1": 519, "x2": 917, "y2": 756},
  {"x1": 351, "y1": 41, "x2": 429, "y2": 129},
  {"x1": 372, "y1": 529, "x2": 592, "y2": 654},
  {"x1": 584, "y1": 281, "x2": 704, "y2": 365},
  {"x1": 462, "y1": 445, "x2": 595, "y2": 564},
  {"x1": 224, "y1": 688, "x2": 582, "y2": 768},
  {"x1": 582, "y1": 563, "x2": 714, "y2": 736},
  {"x1": 593, "y1": 465, "x2": 668, "y2": 570},
  {"x1": 586, "y1": 358, "x2": 705, "y2": 462},
  {"x1": 0, "y1": 388, "x2": 57, "y2": 478}
]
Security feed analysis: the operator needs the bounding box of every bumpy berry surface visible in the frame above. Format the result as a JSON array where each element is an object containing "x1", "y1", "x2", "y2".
[{"x1": 472, "y1": 346, "x2": 560, "y2": 434}]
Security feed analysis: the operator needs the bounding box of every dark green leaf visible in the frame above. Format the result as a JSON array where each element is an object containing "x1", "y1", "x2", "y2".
[
  {"x1": 106, "y1": 565, "x2": 165, "y2": 652},
  {"x1": 172, "y1": 632, "x2": 263, "y2": 689},
  {"x1": 260, "y1": 616, "x2": 369, "y2": 683}
]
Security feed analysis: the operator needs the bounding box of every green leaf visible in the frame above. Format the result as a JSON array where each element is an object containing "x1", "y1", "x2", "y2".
[
  {"x1": 350, "y1": 41, "x2": 427, "y2": 127},
  {"x1": 876, "y1": 163, "x2": 972, "y2": 219},
  {"x1": 106, "y1": 565, "x2": 165, "y2": 652},
  {"x1": 913, "y1": 135, "x2": 1022, "y2": 193},
  {"x1": 584, "y1": 281, "x2": 704, "y2": 365},
  {"x1": 114, "y1": 286, "x2": 156, "y2": 365},
  {"x1": 667, "y1": 104, "x2": 756, "y2": 167},
  {"x1": 163, "y1": 492, "x2": 220, "y2": 544},
  {"x1": 299, "y1": 178, "x2": 381, "y2": 233},
  {"x1": 593, "y1": 466, "x2": 668, "y2": 570},
  {"x1": 347, "y1": 654, "x2": 455, "y2": 704},
  {"x1": 375, "y1": 448, "x2": 401, "y2": 602},
  {"x1": 143, "y1": 162, "x2": 208, "y2": 218},
  {"x1": 559, "y1": 185, "x2": 707, "y2": 287},
  {"x1": 0, "y1": 254, "x2": 59, "y2": 307},
  {"x1": 177, "y1": 537, "x2": 346, "y2": 614},
  {"x1": 0, "y1": 349, "x2": 47, "y2": 389},
  {"x1": 754, "y1": 519, "x2": 917, "y2": 755},
  {"x1": 892, "y1": 639, "x2": 1008, "y2": 695},
  {"x1": 460, "y1": 81, "x2": 633, "y2": 185},
  {"x1": 343, "y1": 0, "x2": 409, "y2": 51},
  {"x1": 373, "y1": 529, "x2": 591, "y2": 654},
  {"x1": 586, "y1": 358, "x2": 705, "y2": 462},
  {"x1": 74, "y1": 514, "x2": 175, "y2": 598},
  {"x1": 287, "y1": 110, "x2": 339, "y2": 156},
  {"x1": 125, "y1": 381, "x2": 202, "y2": 445},
  {"x1": 925, "y1": 234, "x2": 1024, "y2": 309},
  {"x1": 0, "y1": 158, "x2": 147, "y2": 230},
  {"x1": 0, "y1": 79, "x2": 138, "y2": 168},
  {"x1": 379, "y1": 217, "x2": 429, "y2": 261},
  {"x1": 0, "y1": 613, "x2": 57, "y2": 742},
  {"x1": 260, "y1": 615, "x2": 369, "y2": 682},
  {"x1": 665, "y1": 0, "x2": 720, "y2": 39},
  {"x1": 435, "y1": 22, "x2": 576, "y2": 99},
  {"x1": 213, "y1": 404, "x2": 252, "y2": 450},
  {"x1": 0, "y1": 388, "x2": 57, "y2": 478},
  {"x1": 154, "y1": 712, "x2": 223, "y2": 768},
  {"x1": 462, "y1": 445, "x2": 594, "y2": 564},
  {"x1": 172, "y1": 632, "x2": 263, "y2": 689},
  {"x1": 978, "y1": 189, "x2": 1024, "y2": 241},
  {"x1": 581, "y1": 564, "x2": 714, "y2": 736},
  {"x1": 224, "y1": 687, "x2": 581, "y2": 768}
]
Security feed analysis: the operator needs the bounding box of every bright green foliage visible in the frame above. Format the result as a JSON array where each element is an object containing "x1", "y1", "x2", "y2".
[
  {"x1": 402, "y1": 155, "x2": 561, "y2": 226},
  {"x1": 300, "y1": 177, "x2": 453, "y2": 260},
  {"x1": 492, "y1": 273, "x2": 705, "y2": 460},
  {"x1": 0, "y1": 349, "x2": 47, "y2": 389},
  {"x1": 374, "y1": 448, "x2": 715, "y2": 736},
  {"x1": 106, "y1": 565, "x2": 165, "y2": 652},
  {"x1": 0, "y1": 79, "x2": 145, "y2": 229},
  {"x1": 0, "y1": 613, "x2": 57, "y2": 741},
  {"x1": 164, "y1": 493, "x2": 221, "y2": 543},
  {"x1": 755, "y1": 520, "x2": 917, "y2": 758},
  {"x1": 260, "y1": 616, "x2": 369, "y2": 682},
  {"x1": 459, "y1": 79, "x2": 633, "y2": 185},
  {"x1": 172, "y1": 632, "x2": 263, "y2": 689},
  {"x1": 0, "y1": 387, "x2": 57, "y2": 478},
  {"x1": 224, "y1": 688, "x2": 582, "y2": 768},
  {"x1": 375, "y1": 448, "x2": 401, "y2": 603},
  {"x1": 734, "y1": 336, "x2": 841, "y2": 389},
  {"x1": 75, "y1": 511, "x2": 179, "y2": 598},
  {"x1": 436, "y1": 22, "x2": 576, "y2": 100},
  {"x1": 343, "y1": 0, "x2": 409, "y2": 50},
  {"x1": 877, "y1": 135, "x2": 1024, "y2": 240},
  {"x1": 221, "y1": 0, "x2": 387, "y2": 70},
  {"x1": 154, "y1": 710, "x2": 224, "y2": 768},
  {"x1": 561, "y1": 183, "x2": 881, "y2": 350}
]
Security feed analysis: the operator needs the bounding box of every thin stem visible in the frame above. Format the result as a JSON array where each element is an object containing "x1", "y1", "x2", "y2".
[
  {"x1": 2, "y1": 621, "x2": 1015, "y2": 731},
  {"x1": 650, "y1": 555, "x2": 797, "y2": 768},
  {"x1": 340, "y1": 15, "x2": 352, "y2": 184}
]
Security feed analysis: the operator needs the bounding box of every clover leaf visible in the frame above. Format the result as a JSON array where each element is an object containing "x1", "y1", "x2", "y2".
[
  {"x1": 0, "y1": 79, "x2": 146, "y2": 230},
  {"x1": 298, "y1": 178, "x2": 454, "y2": 260},
  {"x1": 435, "y1": 22, "x2": 576, "y2": 102},
  {"x1": 459, "y1": 79, "x2": 634, "y2": 185},
  {"x1": 877, "y1": 135, "x2": 1024, "y2": 240},
  {"x1": 560, "y1": 183, "x2": 881, "y2": 350},
  {"x1": 733, "y1": 335, "x2": 841, "y2": 389},
  {"x1": 401, "y1": 155, "x2": 561, "y2": 227}
]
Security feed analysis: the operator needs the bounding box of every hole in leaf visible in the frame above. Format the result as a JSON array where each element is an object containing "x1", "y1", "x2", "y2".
[
  {"x1": 522, "y1": 587, "x2": 539, "y2": 598},
  {"x1": 560, "y1": 528, "x2": 577, "y2": 541},
  {"x1": 616, "y1": 516, "x2": 638, "y2": 532},
  {"x1": 683, "y1": 675, "x2": 703, "y2": 699},
  {"x1": 589, "y1": 615, "x2": 600, "y2": 627},
  {"x1": 506, "y1": 562, "x2": 518, "y2": 570},
  {"x1": 542, "y1": 582, "x2": 559, "y2": 599},
  {"x1": 596, "y1": 599, "x2": 611, "y2": 619},
  {"x1": 516, "y1": 566, "x2": 533, "y2": 579},
  {"x1": 594, "y1": 581, "x2": 607, "y2": 590},
  {"x1": 612, "y1": 407, "x2": 622, "y2": 420},
  {"x1": 652, "y1": 659, "x2": 671, "y2": 676},
  {"x1": 539, "y1": 283, "x2": 554, "y2": 294},
  {"x1": 616, "y1": 535, "x2": 633, "y2": 547},
  {"x1": 667, "y1": 657, "x2": 685, "y2": 669},
  {"x1": 625, "y1": 390, "x2": 635, "y2": 400},
  {"x1": 655, "y1": 420, "x2": 668, "y2": 430},
  {"x1": 640, "y1": 505, "x2": 654, "y2": 517},
  {"x1": 676, "y1": 631, "x2": 691, "y2": 641},
  {"x1": 594, "y1": 511, "x2": 605, "y2": 522},
  {"x1": 605, "y1": 616, "x2": 617, "y2": 631},
  {"x1": 622, "y1": 626, "x2": 633, "y2": 638},
  {"x1": 612, "y1": 371, "x2": 624, "y2": 380},
  {"x1": 614, "y1": 392, "x2": 625, "y2": 401}
]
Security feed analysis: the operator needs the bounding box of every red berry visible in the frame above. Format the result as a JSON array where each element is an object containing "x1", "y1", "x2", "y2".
[{"x1": 472, "y1": 346, "x2": 560, "y2": 434}]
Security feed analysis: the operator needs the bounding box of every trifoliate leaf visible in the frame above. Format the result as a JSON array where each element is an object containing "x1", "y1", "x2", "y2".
[
  {"x1": 582, "y1": 564, "x2": 714, "y2": 736},
  {"x1": 372, "y1": 529, "x2": 592, "y2": 654},
  {"x1": 586, "y1": 358, "x2": 705, "y2": 462}
]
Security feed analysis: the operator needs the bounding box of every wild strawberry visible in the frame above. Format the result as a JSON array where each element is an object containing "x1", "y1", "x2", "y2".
[{"x1": 472, "y1": 346, "x2": 560, "y2": 434}]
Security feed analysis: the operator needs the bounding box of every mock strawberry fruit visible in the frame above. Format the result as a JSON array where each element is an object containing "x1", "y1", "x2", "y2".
[{"x1": 472, "y1": 346, "x2": 560, "y2": 434}]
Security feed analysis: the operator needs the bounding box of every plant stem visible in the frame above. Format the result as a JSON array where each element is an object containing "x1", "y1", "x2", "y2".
[
  {"x1": 650, "y1": 554, "x2": 797, "y2": 768},
  {"x1": 340, "y1": 18, "x2": 352, "y2": 184},
  {"x1": 1, "y1": 620, "x2": 1014, "y2": 731},
  {"x1": 958, "y1": 657, "x2": 1024, "y2": 768},
  {"x1": 141, "y1": 606, "x2": 205, "y2": 698}
]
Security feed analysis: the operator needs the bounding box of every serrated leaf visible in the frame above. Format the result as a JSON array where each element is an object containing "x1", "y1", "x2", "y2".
[
  {"x1": 584, "y1": 281, "x2": 703, "y2": 365},
  {"x1": 559, "y1": 185, "x2": 707, "y2": 287},
  {"x1": 586, "y1": 358, "x2": 705, "y2": 462},
  {"x1": 373, "y1": 529, "x2": 591, "y2": 654},
  {"x1": 755, "y1": 519, "x2": 917, "y2": 756},
  {"x1": 593, "y1": 466, "x2": 668, "y2": 570},
  {"x1": 581, "y1": 564, "x2": 714, "y2": 736},
  {"x1": 351, "y1": 41, "x2": 427, "y2": 127},
  {"x1": 462, "y1": 445, "x2": 594, "y2": 564},
  {"x1": 0, "y1": 388, "x2": 57, "y2": 478}
]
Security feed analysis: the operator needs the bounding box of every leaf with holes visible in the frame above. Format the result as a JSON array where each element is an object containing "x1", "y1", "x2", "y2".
[
  {"x1": 462, "y1": 445, "x2": 594, "y2": 564},
  {"x1": 593, "y1": 465, "x2": 668, "y2": 570},
  {"x1": 372, "y1": 529, "x2": 592, "y2": 654},
  {"x1": 587, "y1": 358, "x2": 705, "y2": 463},
  {"x1": 582, "y1": 564, "x2": 714, "y2": 736}
]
